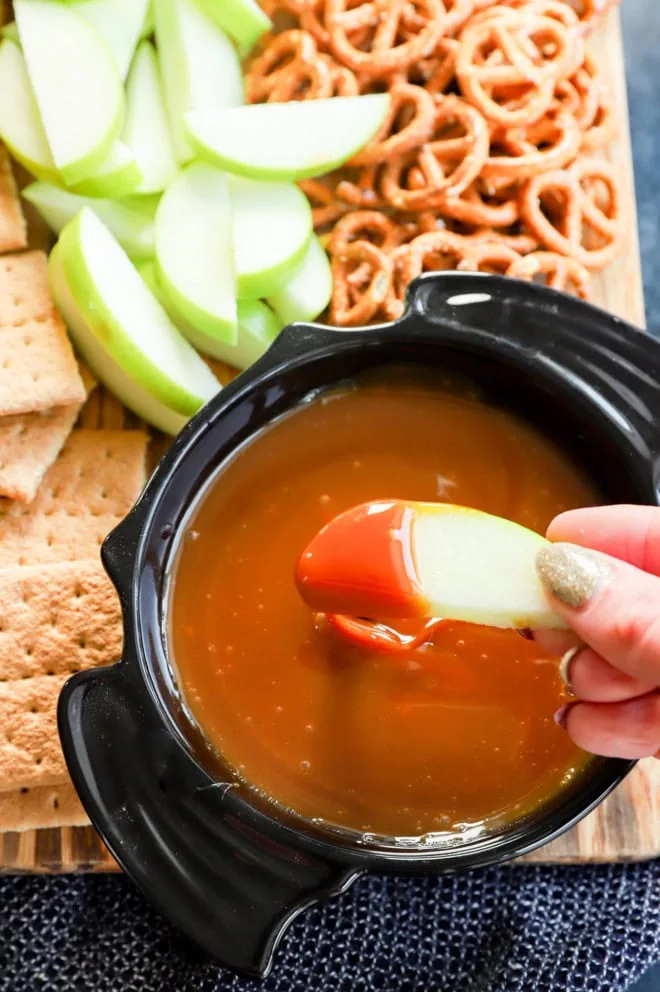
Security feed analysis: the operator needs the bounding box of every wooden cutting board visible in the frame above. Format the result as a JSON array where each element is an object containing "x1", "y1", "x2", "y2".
[{"x1": 1, "y1": 9, "x2": 657, "y2": 874}]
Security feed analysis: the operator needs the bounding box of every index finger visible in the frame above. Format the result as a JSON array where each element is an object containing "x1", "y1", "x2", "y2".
[{"x1": 547, "y1": 505, "x2": 660, "y2": 576}]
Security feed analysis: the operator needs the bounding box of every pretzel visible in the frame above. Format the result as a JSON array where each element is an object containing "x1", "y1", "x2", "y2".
[
  {"x1": 484, "y1": 107, "x2": 581, "y2": 180},
  {"x1": 330, "y1": 210, "x2": 411, "y2": 256},
  {"x1": 557, "y1": 0, "x2": 616, "y2": 36},
  {"x1": 456, "y1": 11, "x2": 581, "y2": 126},
  {"x1": 380, "y1": 96, "x2": 490, "y2": 209},
  {"x1": 324, "y1": 0, "x2": 448, "y2": 78},
  {"x1": 433, "y1": 180, "x2": 522, "y2": 226},
  {"x1": 463, "y1": 228, "x2": 539, "y2": 253},
  {"x1": 457, "y1": 240, "x2": 522, "y2": 272},
  {"x1": 520, "y1": 158, "x2": 621, "y2": 270},
  {"x1": 246, "y1": 30, "x2": 321, "y2": 102},
  {"x1": 335, "y1": 165, "x2": 384, "y2": 207},
  {"x1": 507, "y1": 250, "x2": 593, "y2": 299},
  {"x1": 350, "y1": 82, "x2": 436, "y2": 165},
  {"x1": 400, "y1": 230, "x2": 470, "y2": 283},
  {"x1": 330, "y1": 241, "x2": 394, "y2": 325},
  {"x1": 298, "y1": 178, "x2": 351, "y2": 228},
  {"x1": 406, "y1": 38, "x2": 460, "y2": 94}
]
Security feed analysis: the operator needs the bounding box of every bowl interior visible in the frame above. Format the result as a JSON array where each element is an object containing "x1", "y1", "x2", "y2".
[{"x1": 134, "y1": 332, "x2": 643, "y2": 863}]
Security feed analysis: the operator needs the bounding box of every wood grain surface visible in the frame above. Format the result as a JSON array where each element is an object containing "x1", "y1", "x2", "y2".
[{"x1": 1, "y1": 9, "x2": 656, "y2": 874}]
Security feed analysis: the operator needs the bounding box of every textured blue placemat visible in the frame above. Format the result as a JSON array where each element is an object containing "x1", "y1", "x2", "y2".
[{"x1": 1, "y1": 862, "x2": 659, "y2": 992}]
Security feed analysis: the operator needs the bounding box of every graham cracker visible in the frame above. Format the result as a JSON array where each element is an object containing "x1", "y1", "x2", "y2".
[
  {"x1": 0, "y1": 428, "x2": 148, "y2": 567},
  {"x1": 0, "y1": 366, "x2": 97, "y2": 503},
  {"x1": 0, "y1": 251, "x2": 85, "y2": 417},
  {"x1": 0, "y1": 674, "x2": 71, "y2": 789},
  {"x1": 0, "y1": 560, "x2": 122, "y2": 682},
  {"x1": 0, "y1": 783, "x2": 89, "y2": 833},
  {"x1": 0, "y1": 145, "x2": 27, "y2": 254}
]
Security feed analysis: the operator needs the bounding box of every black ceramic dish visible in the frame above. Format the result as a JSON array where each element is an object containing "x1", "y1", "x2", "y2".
[{"x1": 59, "y1": 273, "x2": 660, "y2": 979}]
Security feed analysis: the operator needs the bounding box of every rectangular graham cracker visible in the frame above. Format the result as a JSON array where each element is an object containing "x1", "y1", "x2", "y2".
[
  {"x1": 0, "y1": 145, "x2": 27, "y2": 254},
  {"x1": 0, "y1": 366, "x2": 97, "y2": 503},
  {"x1": 0, "y1": 783, "x2": 90, "y2": 833},
  {"x1": 0, "y1": 674, "x2": 72, "y2": 789},
  {"x1": 0, "y1": 428, "x2": 148, "y2": 568},
  {"x1": 0, "y1": 251, "x2": 86, "y2": 417},
  {"x1": 0, "y1": 560, "x2": 122, "y2": 682}
]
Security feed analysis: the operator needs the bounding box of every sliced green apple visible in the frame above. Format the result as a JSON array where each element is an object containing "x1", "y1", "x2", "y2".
[
  {"x1": 54, "y1": 209, "x2": 220, "y2": 432},
  {"x1": 186, "y1": 94, "x2": 390, "y2": 181},
  {"x1": 68, "y1": 141, "x2": 143, "y2": 198},
  {"x1": 194, "y1": 0, "x2": 271, "y2": 52},
  {"x1": 122, "y1": 41, "x2": 178, "y2": 194},
  {"x1": 14, "y1": 0, "x2": 124, "y2": 185},
  {"x1": 268, "y1": 236, "x2": 332, "y2": 325},
  {"x1": 154, "y1": 0, "x2": 243, "y2": 163},
  {"x1": 0, "y1": 39, "x2": 59, "y2": 182},
  {"x1": 155, "y1": 163, "x2": 237, "y2": 342},
  {"x1": 141, "y1": 2, "x2": 155, "y2": 38},
  {"x1": 297, "y1": 501, "x2": 567, "y2": 630},
  {"x1": 230, "y1": 175, "x2": 312, "y2": 300},
  {"x1": 71, "y1": 0, "x2": 150, "y2": 80},
  {"x1": 23, "y1": 181, "x2": 155, "y2": 258},
  {"x1": 140, "y1": 259, "x2": 282, "y2": 367}
]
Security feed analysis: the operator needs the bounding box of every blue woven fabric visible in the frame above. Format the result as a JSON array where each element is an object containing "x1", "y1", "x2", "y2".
[{"x1": 1, "y1": 862, "x2": 658, "y2": 991}]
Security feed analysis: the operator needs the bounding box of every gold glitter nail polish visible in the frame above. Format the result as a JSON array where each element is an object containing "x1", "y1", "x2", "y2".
[{"x1": 535, "y1": 543, "x2": 609, "y2": 609}]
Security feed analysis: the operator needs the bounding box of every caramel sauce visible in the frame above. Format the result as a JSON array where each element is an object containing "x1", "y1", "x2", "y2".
[{"x1": 170, "y1": 373, "x2": 597, "y2": 837}]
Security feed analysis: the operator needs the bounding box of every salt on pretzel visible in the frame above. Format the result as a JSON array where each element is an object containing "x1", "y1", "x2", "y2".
[
  {"x1": 507, "y1": 250, "x2": 593, "y2": 299},
  {"x1": 330, "y1": 240, "x2": 394, "y2": 325}
]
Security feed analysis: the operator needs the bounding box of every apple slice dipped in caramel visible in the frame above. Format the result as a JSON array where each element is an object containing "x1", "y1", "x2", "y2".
[{"x1": 296, "y1": 501, "x2": 568, "y2": 631}]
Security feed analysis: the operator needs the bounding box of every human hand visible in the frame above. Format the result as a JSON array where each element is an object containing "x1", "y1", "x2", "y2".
[{"x1": 534, "y1": 505, "x2": 660, "y2": 760}]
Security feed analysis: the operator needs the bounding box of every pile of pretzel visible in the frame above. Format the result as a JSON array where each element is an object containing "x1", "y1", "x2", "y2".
[{"x1": 251, "y1": 0, "x2": 622, "y2": 326}]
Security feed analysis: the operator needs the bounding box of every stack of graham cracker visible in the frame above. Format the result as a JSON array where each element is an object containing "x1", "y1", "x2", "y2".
[{"x1": 0, "y1": 146, "x2": 149, "y2": 833}]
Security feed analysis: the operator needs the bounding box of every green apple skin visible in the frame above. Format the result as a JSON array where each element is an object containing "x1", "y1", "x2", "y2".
[
  {"x1": 50, "y1": 244, "x2": 189, "y2": 435},
  {"x1": 23, "y1": 181, "x2": 156, "y2": 259},
  {"x1": 194, "y1": 0, "x2": 270, "y2": 51},
  {"x1": 140, "y1": 1, "x2": 155, "y2": 38},
  {"x1": 141, "y1": 259, "x2": 282, "y2": 366},
  {"x1": 154, "y1": 0, "x2": 244, "y2": 164},
  {"x1": 230, "y1": 175, "x2": 312, "y2": 300},
  {"x1": 14, "y1": 0, "x2": 124, "y2": 186},
  {"x1": 268, "y1": 236, "x2": 332, "y2": 325},
  {"x1": 0, "y1": 39, "x2": 60, "y2": 183},
  {"x1": 67, "y1": 141, "x2": 143, "y2": 198},
  {"x1": 155, "y1": 162, "x2": 237, "y2": 344},
  {"x1": 1, "y1": 22, "x2": 20, "y2": 44},
  {"x1": 71, "y1": 0, "x2": 151, "y2": 81},
  {"x1": 57, "y1": 208, "x2": 220, "y2": 419},
  {"x1": 185, "y1": 94, "x2": 391, "y2": 182},
  {"x1": 122, "y1": 40, "x2": 178, "y2": 194}
]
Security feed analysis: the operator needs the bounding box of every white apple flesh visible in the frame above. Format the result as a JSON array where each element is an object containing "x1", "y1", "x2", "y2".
[
  {"x1": 154, "y1": 0, "x2": 243, "y2": 163},
  {"x1": 230, "y1": 175, "x2": 312, "y2": 300},
  {"x1": 123, "y1": 40, "x2": 178, "y2": 194},
  {"x1": 23, "y1": 182, "x2": 156, "y2": 259},
  {"x1": 54, "y1": 209, "x2": 220, "y2": 431},
  {"x1": 68, "y1": 141, "x2": 143, "y2": 199},
  {"x1": 155, "y1": 162, "x2": 237, "y2": 343},
  {"x1": 71, "y1": 0, "x2": 151, "y2": 81},
  {"x1": 15, "y1": 0, "x2": 124, "y2": 186},
  {"x1": 185, "y1": 94, "x2": 391, "y2": 181},
  {"x1": 268, "y1": 236, "x2": 332, "y2": 325},
  {"x1": 0, "y1": 39, "x2": 59, "y2": 182}
]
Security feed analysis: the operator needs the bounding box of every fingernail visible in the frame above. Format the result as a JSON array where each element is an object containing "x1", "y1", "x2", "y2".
[
  {"x1": 554, "y1": 704, "x2": 573, "y2": 728},
  {"x1": 559, "y1": 646, "x2": 581, "y2": 697},
  {"x1": 536, "y1": 543, "x2": 609, "y2": 609},
  {"x1": 518, "y1": 628, "x2": 535, "y2": 641}
]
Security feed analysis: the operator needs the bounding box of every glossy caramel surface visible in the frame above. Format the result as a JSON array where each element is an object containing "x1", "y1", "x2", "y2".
[{"x1": 170, "y1": 373, "x2": 597, "y2": 838}]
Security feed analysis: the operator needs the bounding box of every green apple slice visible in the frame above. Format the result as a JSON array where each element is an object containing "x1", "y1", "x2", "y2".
[
  {"x1": 186, "y1": 94, "x2": 390, "y2": 181},
  {"x1": 141, "y1": 2, "x2": 155, "y2": 39},
  {"x1": 68, "y1": 141, "x2": 143, "y2": 198},
  {"x1": 194, "y1": 0, "x2": 271, "y2": 52},
  {"x1": 50, "y1": 244, "x2": 188, "y2": 435},
  {"x1": 155, "y1": 163, "x2": 237, "y2": 343},
  {"x1": 154, "y1": 0, "x2": 243, "y2": 163},
  {"x1": 0, "y1": 39, "x2": 59, "y2": 182},
  {"x1": 230, "y1": 175, "x2": 312, "y2": 300},
  {"x1": 23, "y1": 181, "x2": 155, "y2": 258},
  {"x1": 268, "y1": 237, "x2": 332, "y2": 325},
  {"x1": 54, "y1": 209, "x2": 220, "y2": 431},
  {"x1": 71, "y1": 0, "x2": 150, "y2": 81},
  {"x1": 15, "y1": 0, "x2": 124, "y2": 186},
  {"x1": 140, "y1": 260, "x2": 282, "y2": 367},
  {"x1": 123, "y1": 41, "x2": 178, "y2": 194}
]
